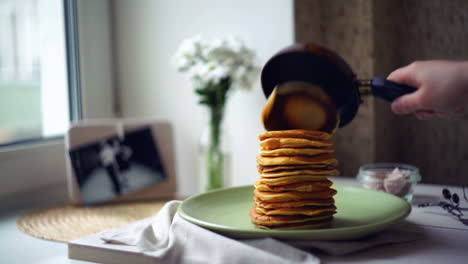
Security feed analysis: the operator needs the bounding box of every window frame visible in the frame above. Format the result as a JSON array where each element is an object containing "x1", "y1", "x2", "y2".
[
  {"x1": 64, "y1": 0, "x2": 83, "y2": 122},
  {"x1": 0, "y1": 0, "x2": 115, "y2": 212},
  {"x1": 0, "y1": 0, "x2": 81, "y2": 148}
]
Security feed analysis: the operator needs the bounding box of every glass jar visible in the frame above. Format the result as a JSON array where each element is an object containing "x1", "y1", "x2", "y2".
[{"x1": 357, "y1": 163, "x2": 421, "y2": 202}]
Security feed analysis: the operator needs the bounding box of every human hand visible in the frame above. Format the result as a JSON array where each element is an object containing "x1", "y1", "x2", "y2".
[{"x1": 387, "y1": 60, "x2": 468, "y2": 120}]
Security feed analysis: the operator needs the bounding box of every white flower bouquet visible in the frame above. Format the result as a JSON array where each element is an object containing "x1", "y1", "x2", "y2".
[
  {"x1": 173, "y1": 35, "x2": 259, "y2": 92},
  {"x1": 172, "y1": 35, "x2": 259, "y2": 191}
]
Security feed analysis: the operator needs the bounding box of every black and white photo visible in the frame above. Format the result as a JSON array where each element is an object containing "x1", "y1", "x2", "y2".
[{"x1": 69, "y1": 126, "x2": 166, "y2": 204}]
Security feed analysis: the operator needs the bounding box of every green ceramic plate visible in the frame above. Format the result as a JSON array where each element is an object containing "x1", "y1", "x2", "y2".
[{"x1": 178, "y1": 184, "x2": 411, "y2": 240}]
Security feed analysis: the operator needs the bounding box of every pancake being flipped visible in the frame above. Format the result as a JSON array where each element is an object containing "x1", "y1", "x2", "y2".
[
  {"x1": 260, "y1": 137, "x2": 332, "y2": 150},
  {"x1": 258, "y1": 130, "x2": 331, "y2": 141},
  {"x1": 250, "y1": 207, "x2": 333, "y2": 228},
  {"x1": 260, "y1": 168, "x2": 339, "y2": 178},
  {"x1": 254, "y1": 197, "x2": 335, "y2": 209},
  {"x1": 254, "y1": 188, "x2": 336, "y2": 202},
  {"x1": 256, "y1": 175, "x2": 330, "y2": 186},
  {"x1": 257, "y1": 164, "x2": 335, "y2": 173},
  {"x1": 255, "y1": 205, "x2": 336, "y2": 216},
  {"x1": 256, "y1": 153, "x2": 337, "y2": 166},
  {"x1": 255, "y1": 180, "x2": 333, "y2": 192},
  {"x1": 260, "y1": 147, "x2": 334, "y2": 157}
]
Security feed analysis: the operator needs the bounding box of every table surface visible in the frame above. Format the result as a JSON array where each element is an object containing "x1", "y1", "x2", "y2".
[{"x1": 1, "y1": 178, "x2": 467, "y2": 264}]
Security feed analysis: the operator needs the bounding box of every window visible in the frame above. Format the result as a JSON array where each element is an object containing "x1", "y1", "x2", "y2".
[
  {"x1": 0, "y1": 0, "x2": 72, "y2": 146},
  {"x1": 0, "y1": 0, "x2": 86, "y2": 212}
]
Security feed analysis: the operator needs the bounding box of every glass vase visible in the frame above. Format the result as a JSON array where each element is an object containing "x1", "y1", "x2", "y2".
[{"x1": 198, "y1": 113, "x2": 231, "y2": 192}]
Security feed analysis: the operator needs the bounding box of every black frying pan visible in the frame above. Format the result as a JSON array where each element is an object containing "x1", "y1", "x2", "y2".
[{"x1": 261, "y1": 43, "x2": 416, "y2": 127}]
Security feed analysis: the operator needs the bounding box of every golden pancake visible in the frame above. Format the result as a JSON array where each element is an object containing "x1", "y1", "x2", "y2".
[
  {"x1": 256, "y1": 153, "x2": 337, "y2": 166},
  {"x1": 261, "y1": 168, "x2": 339, "y2": 178},
  {"x1": 260, "y1": 137, "x2": 332, "y2": 150},
  {"x1": 256, "y1": 220, "x2": 332, "y2": 230},
  {"x1": 258, "y1": 164, "x2": 335, "y2": 173},
  {"x1": 249, "y1": 207, "x2": 334, "y2": 226},
  {"x1": 259, "y1": 130, "x2": 331, "y2": 141},
  {"x1": 256, "y1": 175, "x2": 330, "y2": 186},
  {"x1": 260, "y1": 147, "x2": 334, "y2": 157},
  {"x1": 255, "y1": 180, "x2": 332, "y2": 192},
  {"x1": 254, "y1": 128, "x2": 338, "y2": 230},
  {"x1": 254, "y1": 197, "x2": 335, "y2": 209},
  {"x1": 254, "y1": 188, "x2": 336, "y2": 202},
  {"x1": 256, "y1": 205, "x2": 336, "y2": 216}
]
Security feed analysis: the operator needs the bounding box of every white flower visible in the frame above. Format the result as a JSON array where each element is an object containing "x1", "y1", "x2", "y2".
[
  {"x1": 172, "y1": 35, "x2": 259, "y2": 89},
  {"x1": 172, "y1": 35, "x2": 205, "y2": 70},
  {"x1": 188, "y1": 62, "x2": 230, "y2": 84},
  {"x1": 206, "y1": 64, "x2": 230, "y2": 83},
  {"x1": 171, "y1": 54, "x2": 190, "y2": 69},
  {"x1": 188, "y1": 63, "x2": 210, "y2": 80},
  {"x1": 179, "y1": 35, "x2": 203, "y2": 56},
  {"x1": 224, "y1": 35, "x2": 243, "y2": 52},
  {"x1": 209, "y1": 38, "x2": 224, "y2": 49}
]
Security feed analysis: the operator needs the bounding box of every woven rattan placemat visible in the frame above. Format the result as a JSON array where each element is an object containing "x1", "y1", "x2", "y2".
[{"x1": 17, "y1": 200, "x2": 167, "y2": 242}]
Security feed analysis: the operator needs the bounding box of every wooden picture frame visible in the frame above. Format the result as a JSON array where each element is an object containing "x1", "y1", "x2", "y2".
[{"x1": 65, "y1": 119, "x2": 177, "y2": 205}]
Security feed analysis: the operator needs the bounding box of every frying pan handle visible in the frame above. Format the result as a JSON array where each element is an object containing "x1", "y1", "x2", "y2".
[{"x1": 371, "y1": 77, "x2": 417, "y2": 102}]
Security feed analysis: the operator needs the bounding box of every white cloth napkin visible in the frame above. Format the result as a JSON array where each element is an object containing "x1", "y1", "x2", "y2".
[{"x1": 101, "y1": 201, "x2": 420, "y2": 264}]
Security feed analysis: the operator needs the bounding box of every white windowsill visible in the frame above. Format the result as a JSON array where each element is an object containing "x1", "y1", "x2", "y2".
[{"x1": 0, "y1": 139, "x2": 70, "y2": 213}]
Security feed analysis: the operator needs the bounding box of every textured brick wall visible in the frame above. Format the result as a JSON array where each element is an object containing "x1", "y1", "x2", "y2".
[
  {"x1": 295, "y1": 0, "x2": 375, "y2": 179},
  {"x1": 295, "y1": 0, "x2": 468, "y2": 185},
  {"x1": 375, "y1": 0, "x2": 468, "y2": 185}
]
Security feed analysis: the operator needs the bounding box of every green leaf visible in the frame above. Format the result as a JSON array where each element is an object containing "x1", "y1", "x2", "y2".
[
  {"x1": 199, "y1": 99, "x2": 210, "y2": 105},
  {"x1": 195, "y1": 88, "x2": 208, "y2": 95}
]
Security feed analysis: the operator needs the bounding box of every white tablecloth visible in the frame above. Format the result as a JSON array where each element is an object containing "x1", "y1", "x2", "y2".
[{"x1": 100, "y1": 201, "x2": 420, "y2": 264}]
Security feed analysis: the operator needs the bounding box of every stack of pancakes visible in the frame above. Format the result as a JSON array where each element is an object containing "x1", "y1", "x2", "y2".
[{"x1": 249, "y1": 129, "x2": 338, "y2": 229}]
